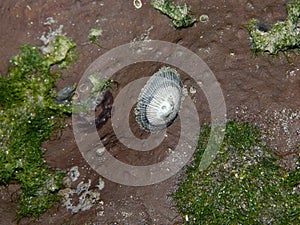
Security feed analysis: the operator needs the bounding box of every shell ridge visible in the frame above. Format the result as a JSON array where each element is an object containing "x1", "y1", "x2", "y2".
[{"x1": 135, "y1": 66, "x2": 183, "y2": 132}]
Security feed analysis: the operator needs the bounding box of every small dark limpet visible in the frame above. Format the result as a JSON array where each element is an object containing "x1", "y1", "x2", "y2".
[
  {"x1": 135, "y1": 66, "x2": 183, "y2": 132},
  {"x1": 55, "y1": 84, "x2": 76, "y2": 103}
]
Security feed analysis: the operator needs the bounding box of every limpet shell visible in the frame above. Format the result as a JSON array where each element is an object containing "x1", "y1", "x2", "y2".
[
  {"x1": 55, "y1": 84, "x2": 76, "y2": 103},
  {"x1": 135, "y1": 66, "x2": 183, "y2": 132}
]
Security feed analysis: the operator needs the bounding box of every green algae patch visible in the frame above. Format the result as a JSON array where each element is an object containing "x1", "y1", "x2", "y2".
[
  {"x1": 248, "y1": 0, "x2": 300, "y2": 55},
  {"x1": 45, "y1": 35, "x2": 77, "y2": 68},
  {"x1": 0, "y1": 36, "x2": 76, "y2": 218},
  {"x1": 88, "y1": 28, "x2": 103, "y2": 47},
  {"x1": 150, "y1": 0, "x2": 197, "y2": 28},
  {"x1": 173, "y1": 121, "x2": 300, "y2": 224}
]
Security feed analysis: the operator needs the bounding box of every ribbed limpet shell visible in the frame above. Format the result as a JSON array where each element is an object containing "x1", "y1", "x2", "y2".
[{"x1": 135, "y1": 66, "x2": 183, "y2": 132}]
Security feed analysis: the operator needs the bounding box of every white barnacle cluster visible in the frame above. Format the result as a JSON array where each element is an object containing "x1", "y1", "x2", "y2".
[
  {"x1": 60, "y1": 166, "x2": 105, "y2": 214},
  {"x1": 135, "y1": 66, "x2": 183, "y2": 132}
]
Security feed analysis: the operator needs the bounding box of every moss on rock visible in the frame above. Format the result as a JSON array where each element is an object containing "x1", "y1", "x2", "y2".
[
  {"x1": 173, "y1": 121, "x2": 300, "y2": 224},
  {"x1": 248, "y1": 0, "x2": 300, "y2": 54},
  {"x1": 0, "y1": 36, "x2": 76, "y2": 218}
]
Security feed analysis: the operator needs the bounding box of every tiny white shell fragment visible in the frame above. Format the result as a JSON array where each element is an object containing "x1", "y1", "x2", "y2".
[
  {"x1": 185, "y1": 214, "x2": 189, "y2": 221},
  {"x1": 135, "y1": 66, "x2": 183, "y2": 132},
  {"x1": 68, "y1": 166, "x2": 80, "y2": 182},
  {"x1": 189, "y1": 86, "x2": 197, "y2": 94},
  {"x1": 97, "y1": 177, "x2": 105, "y2": 190}
]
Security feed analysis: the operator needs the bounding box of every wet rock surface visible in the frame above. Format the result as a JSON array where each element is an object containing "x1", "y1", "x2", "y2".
[{"x1": 0, "y1": 0, "x2": 299, "y2": 224}]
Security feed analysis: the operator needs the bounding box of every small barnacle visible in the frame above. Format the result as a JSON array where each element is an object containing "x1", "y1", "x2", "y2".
[
  {"x1": 134, "y1": 66, "x2": 183, "y2": 132},
  {"x1": 199, "y1": 14, "x2": 209, "y2": 23},
  {"x1": 133, "y1": 0, "x2": 142, "y2": 9}
]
